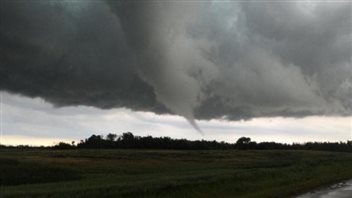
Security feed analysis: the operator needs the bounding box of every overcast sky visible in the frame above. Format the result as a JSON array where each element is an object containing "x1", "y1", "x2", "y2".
[{"x1": 0, "y1": 0, "x2": 351, "y2": 146}]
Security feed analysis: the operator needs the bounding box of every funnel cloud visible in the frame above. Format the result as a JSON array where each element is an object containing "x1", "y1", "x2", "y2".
[{"x1": 0, "y1": 0, "x2": 351, "y2": 130}]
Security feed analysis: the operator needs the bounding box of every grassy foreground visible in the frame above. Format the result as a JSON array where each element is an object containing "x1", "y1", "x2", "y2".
[{"x1": 1, "y1": 149, "x2": 352, "y2": 197}]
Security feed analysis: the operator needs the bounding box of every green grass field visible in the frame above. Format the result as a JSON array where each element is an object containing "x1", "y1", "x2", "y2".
[{"x1": 1, "y1": 149, "x2": 352, "y2": 198}]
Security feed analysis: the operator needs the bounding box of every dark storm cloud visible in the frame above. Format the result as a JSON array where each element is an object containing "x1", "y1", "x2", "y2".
[
  {"x1": 0, "y1": 0, "x2": 351, "y2": 123},
  {"x1": 0, "y1": 0, "x2": 167, "y2": 113}
]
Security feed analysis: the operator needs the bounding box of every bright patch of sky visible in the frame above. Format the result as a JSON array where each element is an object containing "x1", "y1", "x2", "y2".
[{"x1": 1, "y1": 92, "x2": 350, "y2": 146}]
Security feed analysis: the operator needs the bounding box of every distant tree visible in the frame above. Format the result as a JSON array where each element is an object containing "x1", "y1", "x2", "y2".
[
  {"x1": 236, "y1": 137, "x2": 251, "y2": 145},
  {"x1": 348, "y1": 141, "x2": 352, "y2": 146},
  {"x1": 235, "y1": 137, "x2": 251, "y2": 149},
  {"x1": 122, "y1": 132, "x2": 134, "y2": 141},
  {"x1": 79, "y1": 135, "x2": 104, "y2": 149},
  {"x1": 106, "y1": 133, "x2": 117, "y2": 142},
  {"x1": 54, "y1": 142, "x2": 74, "y2": 149}
]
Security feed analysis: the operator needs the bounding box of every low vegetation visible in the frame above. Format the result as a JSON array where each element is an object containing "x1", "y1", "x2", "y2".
[
  {"x1": 0, "y1": 157, "x2": 80, "y2": 186},
  {"x1": 1, "y1": 149, "x2": 352, "y2": 197}
]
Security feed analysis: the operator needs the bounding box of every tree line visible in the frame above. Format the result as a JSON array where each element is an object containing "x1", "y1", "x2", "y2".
[
  {"x1": 65, "y1": 132, "x2": 352, "y2": 152},
  {"x1": 1, "y1": 132, "x2": 352, "y2": 152}
]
